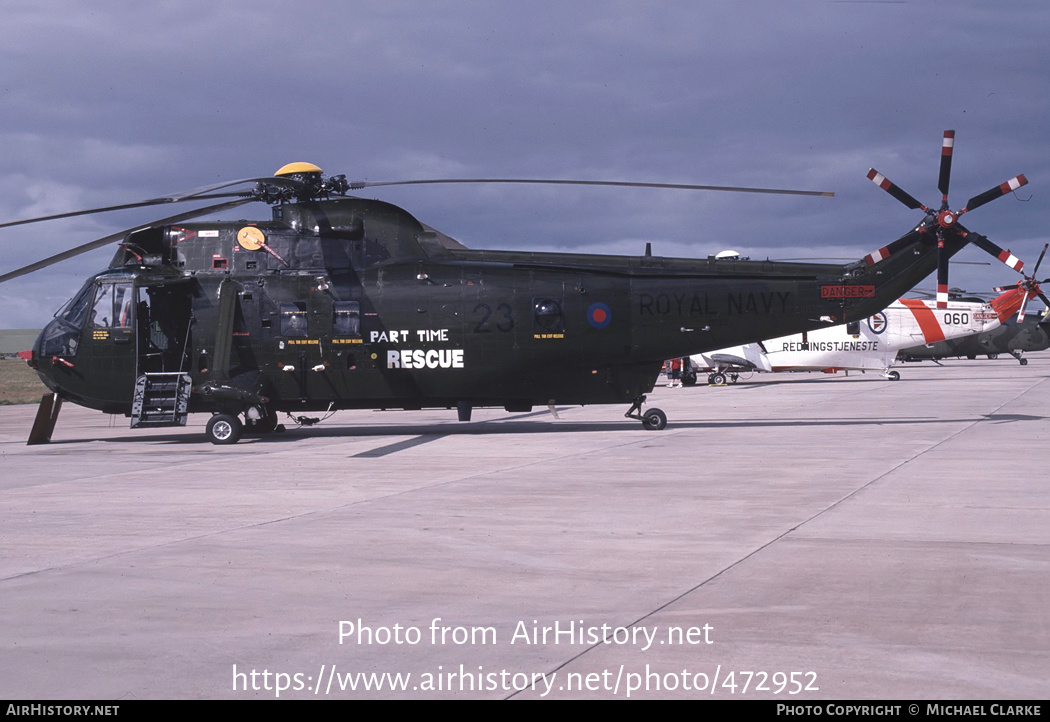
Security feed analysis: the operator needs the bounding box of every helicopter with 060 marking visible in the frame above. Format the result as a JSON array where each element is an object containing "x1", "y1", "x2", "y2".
[
  {"x1": 682, "y1": 283, "x2": 1031, "y2": 385},
  {"x1": 5, "y1": 132, "x2": 1032, "y2": 444},
  {"x1": 898, "y1": 244, "x2": 1050, "y2": 365}
]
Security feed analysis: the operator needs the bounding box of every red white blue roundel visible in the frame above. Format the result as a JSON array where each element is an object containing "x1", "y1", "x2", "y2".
[
  {"x1": 867, "y1": 312, "x2": 888, "y2": 334},
  {"x1": 587, "y1": 302, "x2": 612, "y2": 329}
]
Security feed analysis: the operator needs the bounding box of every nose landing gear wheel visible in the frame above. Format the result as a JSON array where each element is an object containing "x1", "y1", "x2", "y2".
[{"x1": 206, "y1": 413, "x2": 243, "y2": 445}]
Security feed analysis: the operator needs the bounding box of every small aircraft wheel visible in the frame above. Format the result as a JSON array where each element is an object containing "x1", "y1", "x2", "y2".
[
  {"x1": 245, "y1": 412, "x2": 279, "y2": 435},
  {"x1": 641, "y1": 408, "x2": 667, "y2": 431},
  {"x1": 887, "y1": 370, "x2": 901, "y2": 381},
  {"x1": 206, "y1": 413, "x2": 243, "y2": 445},
  {"x1": 1020, "y1": 358, "x2": 1028, "y2": 366},
  {"x1": 710, "y1": 372, "x2": 727, "y2": 386},
  {"x1": 988, "y1": 353, "x2": 998, "y2": 360}
]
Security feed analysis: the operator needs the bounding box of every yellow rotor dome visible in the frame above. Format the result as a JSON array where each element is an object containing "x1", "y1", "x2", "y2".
[{"x1": 274, "y1": 162, "x2": 323, "y2": 177}]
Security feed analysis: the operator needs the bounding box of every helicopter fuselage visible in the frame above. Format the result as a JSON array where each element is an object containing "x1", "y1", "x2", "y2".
[{"x1": 27, "y1": 196, "x2": 949, "y2": 435}]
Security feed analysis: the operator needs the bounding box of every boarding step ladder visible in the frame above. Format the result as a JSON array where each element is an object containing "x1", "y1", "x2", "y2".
[{"x1": 130, "y1": 373, "x2": 192, "y2": 428}]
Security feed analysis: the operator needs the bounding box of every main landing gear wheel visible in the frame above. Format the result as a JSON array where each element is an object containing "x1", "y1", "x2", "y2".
[
  {"x1": 1020, "y1": 357, "x2": 1029, "y2": 366},
  {"x1": 641, "y1": 408, "x2": 667, "y2": 431},
  {"x1": 206, "y1": 413, "x2": 243, "y2": 445},
  {"x1": 709, "y1": 372, "x2": 727, "y2": 385},
  {"x1": 624, "y1": 395, "x2": 668, "y2": 430},
  {"x1": 886, "y1": 370, "x2": 901, "y2": 381},
  {"x1": 245, "y1": 411, "x2": 282, "y2": 435}
]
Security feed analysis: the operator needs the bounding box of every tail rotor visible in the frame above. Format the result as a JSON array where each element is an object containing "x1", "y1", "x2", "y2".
[
  {"x1": 866, "y1": 130, "x2": 1028, "y2": 308},
  {"x1": 993, "y1": 243, "x2": 1050, "y2": 323}
]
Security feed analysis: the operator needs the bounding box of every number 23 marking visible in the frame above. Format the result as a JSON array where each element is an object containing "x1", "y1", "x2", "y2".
[{"x1": 473, "y1": 303, "x2": 514, "y2": 333}]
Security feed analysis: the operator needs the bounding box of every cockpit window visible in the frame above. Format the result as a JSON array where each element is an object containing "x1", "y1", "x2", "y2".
[
  {"x1": 60, "y1": 283, "x2": 95, "y2": 329},
  {"x1": 90, "y1": 283, "x2": 134, "y2": 329}
]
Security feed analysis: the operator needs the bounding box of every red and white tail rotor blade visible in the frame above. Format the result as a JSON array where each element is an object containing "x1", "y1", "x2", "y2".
[
  {"x1": 1017, "y1": 289, "x2": 1031, "y2": 322},
  {"x1": 960, "y1": 174, "x2": 1028, "y2": 215},
  {"x1": 866, "y1": 169, "x2": 929, "y2": 211},
  {"x1": 936, "y1": 235, "x2": 950, "y2": 308},
  {"x1": 957, "y1": 226, "x2": 1024, "y2": 273},
  {"x1": 938, "y1": 130, "x2": 955, "y2": 201},
  {"x1": 1031, "y1": 243, "x2": 1049, "y2": 278},
  {"x1": 863, "y1": 234, "x2": 919, "y2": 266}
]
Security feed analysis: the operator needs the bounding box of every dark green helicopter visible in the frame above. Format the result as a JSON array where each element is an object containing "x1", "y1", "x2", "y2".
[{"x1": 6, "y1": 133, "x2": 1030, "y2": 444}]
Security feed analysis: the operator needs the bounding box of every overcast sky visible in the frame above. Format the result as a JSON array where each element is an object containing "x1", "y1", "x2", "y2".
[{"x1": 1, "y1": 0, "x2": 1047, "y2": 328}]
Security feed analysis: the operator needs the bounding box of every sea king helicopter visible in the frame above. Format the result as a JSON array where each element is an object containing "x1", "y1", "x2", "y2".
[
  {"x1": 5, "y1": 131, "x2": 1034, "y2": 444},
  {"x1": 898, "y1": 248, "x2": 1050, "y2": 366},
  {"x1": 682, "y1": 282, "x2": 1031, "y2": 385}
]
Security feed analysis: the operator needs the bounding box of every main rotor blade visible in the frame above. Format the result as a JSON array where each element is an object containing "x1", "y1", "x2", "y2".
[
  {"x1": 164, "y1": 175, "x2": 304, "y2": 200},
  {"x1": 0, "y1": 175, "x2": 304, "y2": 231},
  {"x1": 347, "y1": 178, "x2": 835, "y2": 197},
  {"x1": 961, "y1": 174, "x2": 1028, "y2": 214},
  {"x1": 866, "y1": 169, "x2": 928, "y2": 210},
  {"x1": 938, "y1": 130, "x2": 955, "y2": 200},
  {"x1": 0, "y1": 198, "x2": 255, "y2": 284}
]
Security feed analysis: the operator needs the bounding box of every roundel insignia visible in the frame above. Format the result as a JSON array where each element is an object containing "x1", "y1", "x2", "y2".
[
  {"x1": 587, "y1": 302, "x2": 612, "y2": 329},
  {"x1": 237, "y1": 226, "x2": 266, "y2": 251},
  {"x1": 868, "y1": 312, "x2": 888, "y2": 334}
]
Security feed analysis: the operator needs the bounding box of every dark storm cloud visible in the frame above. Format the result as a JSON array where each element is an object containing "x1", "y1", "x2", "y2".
[{"x1": 0, "y1": 0, "x2": 1047, "y2": 327}]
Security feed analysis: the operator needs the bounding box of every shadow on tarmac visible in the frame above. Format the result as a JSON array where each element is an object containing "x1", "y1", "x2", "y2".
[{"x1": 34, "y1": 409, "x2": 1047, "y2": 449}]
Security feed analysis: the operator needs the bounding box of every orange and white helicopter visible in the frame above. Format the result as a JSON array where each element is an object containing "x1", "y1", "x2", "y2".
[{"x1": 683, "y1": 281, "x2": 1035, "y2": 384}]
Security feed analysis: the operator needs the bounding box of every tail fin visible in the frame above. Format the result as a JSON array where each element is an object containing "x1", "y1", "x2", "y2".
[{"x1": 990, "y1": 284, "x2": 1029, "y2": 322}]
